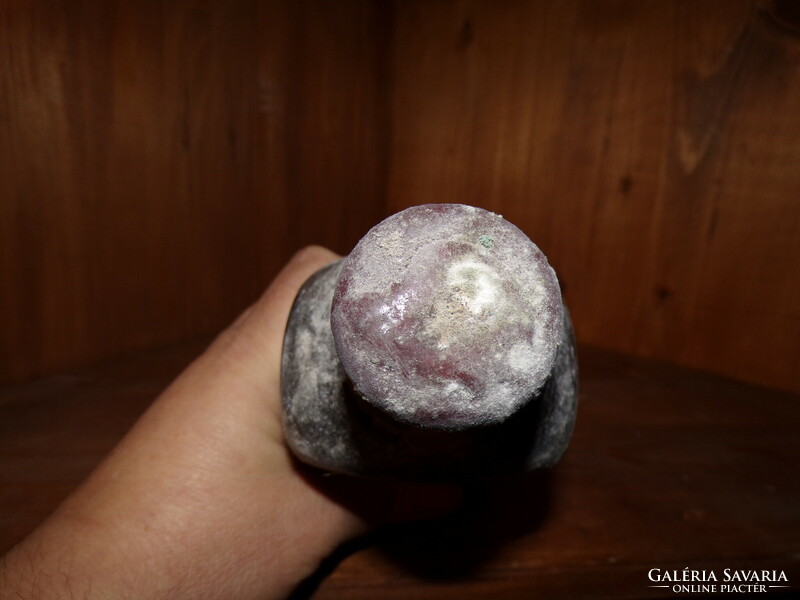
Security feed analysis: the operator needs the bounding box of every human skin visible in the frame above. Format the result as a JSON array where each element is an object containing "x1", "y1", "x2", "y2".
[{"x1": 0, "y1": 246, "x2": 459, "y2": 600}]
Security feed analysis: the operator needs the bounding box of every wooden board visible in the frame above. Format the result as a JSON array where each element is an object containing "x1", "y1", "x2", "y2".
[
  {"x1": 1, "y1": 341, "x2": 798, "y2": 598},
  {"x1": 0, "y1": 0, "x2": 390, "y2": 384},
  {"x1": 388, "y1": 0, "x2": 800, "y2": 393},
  {"x1": 2, "y1": 0, "x2": 799, "y2": 395}
]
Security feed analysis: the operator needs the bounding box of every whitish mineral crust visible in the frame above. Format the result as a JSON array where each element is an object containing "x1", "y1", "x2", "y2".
[{"x1": 281, "y1": 204, "x2": 577, "y2": 480}]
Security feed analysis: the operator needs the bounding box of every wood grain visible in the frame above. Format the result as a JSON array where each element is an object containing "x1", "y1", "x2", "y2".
[
  {"x1": 1, "y1": 341, "x2": 797, "y2": 598},
  {"x1": 388, "y1": 0, "x2": 800, "y2": 393},
  {"x1": 2, "y1": 0, "x2": 799, "y2": 394},
  {"x1": 0, "y1": 0, "x2": 390, "y2": 384},
  {"x1": 314, "y1": 346, "x2": 800, "y2": 598}
]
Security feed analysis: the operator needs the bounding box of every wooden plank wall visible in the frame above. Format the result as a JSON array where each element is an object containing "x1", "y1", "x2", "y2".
[
  {"x1": 389, "y1": 0, "x2": 800, "y2": 392},
  {"x1": 0, "y1": 0, "x2": 390, "y2": 383},
  {"x1": 2, "y1": 0, "x2": 798, "y2": 393}
]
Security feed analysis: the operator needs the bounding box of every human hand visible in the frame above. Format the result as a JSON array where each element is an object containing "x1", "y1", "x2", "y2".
[{"x1": 1, "y1": 246, "x2": 460, "y2": 600}]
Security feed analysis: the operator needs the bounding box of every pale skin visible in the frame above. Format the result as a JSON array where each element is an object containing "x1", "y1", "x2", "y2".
[{"x1": 0, "y1": 246, "x2": 460, "y2": 600}]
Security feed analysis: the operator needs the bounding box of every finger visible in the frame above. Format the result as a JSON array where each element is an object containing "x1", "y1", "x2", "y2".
[
  {"x1": 245, "y1": 245, "x2": 341, "y2": 339},
  {"x1": 195, "y1": 245, "x2": 341, "y2": 394},
  {"x1": 138, "y1": 246, "x2": 340, "y2": 447}
]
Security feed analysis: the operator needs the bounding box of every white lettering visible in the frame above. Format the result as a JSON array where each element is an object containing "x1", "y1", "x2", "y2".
[
  {"x1": 673, "y1": 584, "x2": 717, "y2": 593},
  {"x1": 724, "y1": 569, "x2": 788, "y2": 583},
  {"x1": 654, "y1": 567, "x2": 787, "y2": 590},
  {"x1": 720, "y1": 584, "x2": 768, "y2": 593}
]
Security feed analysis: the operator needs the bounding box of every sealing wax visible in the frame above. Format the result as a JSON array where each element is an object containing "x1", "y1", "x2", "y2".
[{"x1": 281, "y1": 204, "x2": 577, "y2": 480}]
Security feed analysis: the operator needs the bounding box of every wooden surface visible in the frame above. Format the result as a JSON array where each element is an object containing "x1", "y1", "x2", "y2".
[
  {"x1": 1, "y1": 0, "x2": 799, "y2": 391},
  {"x1": 1, "y1": 341, "x2": 798, "y2": 598},
  {"x1": 0, "y1": 0, "x2": 389, "y2": 384},
  {"x1": 388, "y1": 0, "x2": 800, "y2": 393}
]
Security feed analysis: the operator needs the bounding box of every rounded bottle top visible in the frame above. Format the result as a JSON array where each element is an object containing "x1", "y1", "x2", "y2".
[{"x1": 331, "y1": 204, "x2": 563, "y2": 430}]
